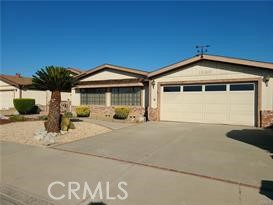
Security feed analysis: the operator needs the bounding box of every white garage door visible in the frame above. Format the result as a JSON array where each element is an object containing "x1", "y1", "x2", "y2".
[
  {"x1": 160, "y1": 83, "x2": 256, "y2": 126},
  {"x1": 0, "y1": 90, "x2": 15, "y2": 110}
]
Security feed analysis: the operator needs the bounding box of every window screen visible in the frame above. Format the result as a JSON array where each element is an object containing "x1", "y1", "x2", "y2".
[
  {"x1": 205, "y1": 84, "x2": 226, "y2": 91},
  {"x1": 163, "y1": 86, "x2": 181, "y2": 92},
  {"x1": 183, "y1": 85, "x2": 202, "y2": 92},
  {"x1": 111, "y1": 87, "x2": 141, "y2": 106},
  {"x1": 230, "y1": 84, "x2": 254, "y2": 91},
  {"x1": 80, "y1": 88, "x2": 106, "y2": 105}
]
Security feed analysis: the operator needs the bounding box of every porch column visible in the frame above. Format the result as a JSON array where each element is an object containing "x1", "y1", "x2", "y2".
[
  {"x1": 19, "y1": 86, "x2": 22, "y2": 98},
  {"x1": 106, "y1": 88, "x2": 111, "y2": 107},
  {"x1": 141, "y1": 88, "x2": 145, "y2": 108}
]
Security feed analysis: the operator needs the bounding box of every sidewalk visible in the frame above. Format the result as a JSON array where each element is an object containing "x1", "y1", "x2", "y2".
[{"x1": 1, "y1": 141, "x2": 271, "y2": 205}]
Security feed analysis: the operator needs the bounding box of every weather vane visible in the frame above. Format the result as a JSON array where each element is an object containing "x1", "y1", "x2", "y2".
[{"x1": 196, "y1": 45, "x2": 210, "y2": 57}]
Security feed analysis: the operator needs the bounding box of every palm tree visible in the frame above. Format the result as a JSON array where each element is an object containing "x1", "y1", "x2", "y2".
[{"x1": 32, "y1": 66, "x2": 76, "y2": 133}]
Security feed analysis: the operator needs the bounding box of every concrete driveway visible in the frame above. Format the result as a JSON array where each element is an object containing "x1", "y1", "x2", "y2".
[
  {"x1": 1, "y1": 121, "x2": 273, "y2": 205},
  {"x1": 56, "y1": 121, "x2": 273, "y2": 190}
]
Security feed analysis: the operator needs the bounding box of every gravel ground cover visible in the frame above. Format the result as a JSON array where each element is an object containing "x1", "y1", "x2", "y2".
[{"x1": 0, "y1": 121, "x2": 111, "y2": 146}]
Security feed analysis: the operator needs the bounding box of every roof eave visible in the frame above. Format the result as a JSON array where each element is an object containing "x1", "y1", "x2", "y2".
[
  {"x1": 148, "y1": 55, "x2": 273, "y2": 78},
  {"x1": 77, "y1": 64, "x2": 148, "y2": 80}
]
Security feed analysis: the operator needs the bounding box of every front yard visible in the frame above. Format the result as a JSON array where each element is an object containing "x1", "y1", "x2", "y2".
[{"x1": 0, "y1": 120, "x2": 110, "y2": 146}]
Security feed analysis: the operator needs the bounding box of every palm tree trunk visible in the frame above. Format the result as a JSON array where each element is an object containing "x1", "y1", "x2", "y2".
[{"x1": 46, "y1": 90, "x2": 61, "y2": 133}]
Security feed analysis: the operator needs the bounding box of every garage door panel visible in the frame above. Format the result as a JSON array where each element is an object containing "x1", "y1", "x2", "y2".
[
  {"x1": 182, "y1": 93, "x2": 203, "y2": 103},
  {"x1": 181, "y1": 105, "x2": 203, "y2": 112},
  {"x1": 160, "y1": 83, "x2": 256, "y2": 126},
  {"x1": 181, "y1": 113, "x2": 203, "y2": 121},
  {"x1": 0, "y1": 91, "x2": 15, "y2": 109},
  {"x1": 229, "y1": 114, "x2": 254, "y2": 125},
  {"x1": 204, "y1": 93, "x2": 227, "y2": 103},
  {"x1": 230, "y1": 104, "x2": 254, "y2": 112},
  {"x1": 204, "y1": 104, "x2": 227, "y2": 112},
  {"x1": 204, "y1": 113, "x2": 227, "y2": 123},
  {"x1": 229, "y1": 93, "x2": 254, "y2": 104}
]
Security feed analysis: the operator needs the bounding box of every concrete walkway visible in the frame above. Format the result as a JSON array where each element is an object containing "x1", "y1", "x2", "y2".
[
  {"x1": 1, "y1": 140, "x2": 272, "y2": 205},
  {"x1": 77, "y1": 118, "x2": 135, "y2": 130}
]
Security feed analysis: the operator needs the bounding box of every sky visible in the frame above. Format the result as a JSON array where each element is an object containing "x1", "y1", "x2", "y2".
[{"x1": 1, "y1": 1, "x2": 273, "y2": 76}]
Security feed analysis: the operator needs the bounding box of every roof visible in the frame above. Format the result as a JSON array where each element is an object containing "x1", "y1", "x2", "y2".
[
  {"x1": 76, "y1": 64, "x2": 148, "y2": 79},
  {"x1": 67, "y1": 67, "x2": 83, "y2": 75},
  {"x1": 0, "y1": 74, "x2": 32, "y2": 88},
  {"x1": 149, "y1": 54, "x2": 273, "y2": 77}
]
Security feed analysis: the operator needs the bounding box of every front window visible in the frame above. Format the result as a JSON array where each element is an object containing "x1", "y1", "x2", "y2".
[
  {"x1": 80, "y1": 88, "x2": 106, "y2": 105},
  {"x1": 111, "y1": 87, "x2": 141, "y2": 106}
]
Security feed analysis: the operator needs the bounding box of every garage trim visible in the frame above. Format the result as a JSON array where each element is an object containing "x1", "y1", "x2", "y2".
[{"x1": 156, "y1": 77, "x2": 262, "y2": 126}]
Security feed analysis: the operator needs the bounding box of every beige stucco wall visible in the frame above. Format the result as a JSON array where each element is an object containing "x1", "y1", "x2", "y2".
[
  {"x1": 22, "y1": 90, "x2": 48, "y2": 105},
  {"x1": 22, "y1": 90, "x2": 72, "y2": 106},
  {"x1": 150, "y1": 61, "x2": 273, "y2": 111},
  {"x1": 60, "y1": 92, "x2": 72, "y2": 101},
  {"x1": 71, "y1": 88, "x2": 81, "y2": 106},
  {"x1": 0, "y1": 80, "x2": 20, "y2": 109},
  {"x1": 81, "y1": 69, "x2": 142, "y2": 81}
]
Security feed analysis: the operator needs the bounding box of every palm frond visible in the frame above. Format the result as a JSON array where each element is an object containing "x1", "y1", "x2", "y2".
[{"x1": 32, "y1": 66, "x2": 77, "y2": 91}]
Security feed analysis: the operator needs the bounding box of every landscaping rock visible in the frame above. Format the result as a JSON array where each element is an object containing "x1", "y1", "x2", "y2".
[
  {"x1": 34, "y1": 129, "x2": 57, "y2": 145},
  {"x1": 34, "y1": 129, "x2": 47, "y2": 141},
  {"x1": 136, "y1": 116, "x2": 146, "y2": 123},
  {"x1": 60, "y1": 130, "x2": 68, "y2": 135},
  {"x1": 42, "y1": 132, "x2": 57, "y2": 146}
]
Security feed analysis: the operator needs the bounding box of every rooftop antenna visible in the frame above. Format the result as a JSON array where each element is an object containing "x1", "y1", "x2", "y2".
[{"x1": 196, "y1": 45, "x2": 210, "y2": 57}]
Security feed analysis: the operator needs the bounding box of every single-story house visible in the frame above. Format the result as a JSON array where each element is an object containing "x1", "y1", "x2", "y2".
[
  {"x1": 0, "y1": 68, "x2": 81, "y2": 110},
  {"x1": 72, "y1": 64, "x2": 149, "y2": 120},
  {"x1": 1, "y1": 55, "x2": 272, "y2": 127},
  {"x1": 71, "y1": 55, "x2": 273, "y2": 128}
]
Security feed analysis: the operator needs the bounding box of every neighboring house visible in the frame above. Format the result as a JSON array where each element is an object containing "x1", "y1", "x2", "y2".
[
  {"x1": 71, "y1": 54, "x2": 273, "y2": 127},
  {"x1": 72, "y1": 64, "x2": 149, "y2": 120},
  {"x1": 67, "y1": 67, "x2": 84, "y2": 76},
  {"x1": 0, "y1": 67, "x2": 82, "y2": 110},
  {"x1": 0, "y1": 74, "x2": 32, "y2": 109}
]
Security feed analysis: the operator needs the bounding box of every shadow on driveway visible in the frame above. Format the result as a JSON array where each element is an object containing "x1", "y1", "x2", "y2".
[
  {"x1": 260, "y1": 180, "x2": 273, "y2": 200},
  {"x1": 226, "y1": 128, "x2": 273, "y2": 158},
  {"x1": 227, "y1": 128, "x2": 273, "y2": 197}
]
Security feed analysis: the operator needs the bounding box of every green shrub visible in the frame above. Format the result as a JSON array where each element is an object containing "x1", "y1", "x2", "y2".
[
  {"x1": 31, "y1": 105, "x2": 41, "y2": 114},
  {"x1": 61, "y1": 116, "x2": 70, "y2": 131},
  {"x1": 69, "y1": 121, "x2": 75, "y2": 129},
  {"x1": 13, "y1": 98, "x2": 35, "y2": 114},
  {"x1": 114, "y1": 107, "x2": 130, "y2": 119},
  {"x1": 60, "y1": 116, "x2": 76, "y2": 131},
  {"x1": 38, "y1": 115, "x2": 48, "y2": 121},
  {"x1": 9, "y1": 115, "x2": 26, "y2": 121},
  {"x1": 63, "y1": 111, "x2": 73, "y2": 118},
  {"x1": 76, "y1": 106, "x2": 90, "y2": 117}
]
